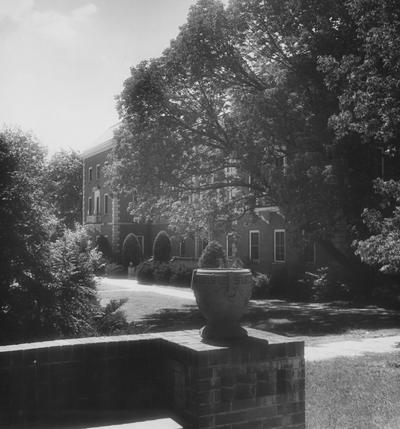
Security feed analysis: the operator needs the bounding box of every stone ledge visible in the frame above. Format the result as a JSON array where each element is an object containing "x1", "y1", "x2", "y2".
[{"x1": 0, "y1": 328, "x2": 300, "y2": 354}]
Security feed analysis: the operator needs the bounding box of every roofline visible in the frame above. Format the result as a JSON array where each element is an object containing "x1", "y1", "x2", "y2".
[
  {"x1": 81, "y1": 122, "x2": 122, "y2": 159},
  {"x1": 80, "y1": 138, "x2": 114, "y2": 159}
]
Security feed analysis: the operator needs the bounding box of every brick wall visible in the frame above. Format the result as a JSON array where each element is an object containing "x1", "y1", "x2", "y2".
[{"x1": 0, "y1": 330, "x2": 304, "y2": 429}]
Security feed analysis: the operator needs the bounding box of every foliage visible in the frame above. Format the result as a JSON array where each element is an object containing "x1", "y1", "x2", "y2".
[
  {"x1": 122, "y1": 233, "x2": 142, "y2": 267},
  {"x1": 169, "y1": 262, "x2": 194, "y2": 287},
  {"x1": 152, "y1": 230, "x2": 172, "y2": 263},
  {"x1": 251, "y1": 272, "x2": 271, "y2": 299},
  {"x1": 356, "y1": 179, "x2": 400, "y2": 275},
  {"x1": 153, "y1": 261, "x2": 172, "y2": 284},
  {"x1": 106, "y1": 0, "x2": 400, "y2": 278},
  {"x1": 96, "y1": 299, "x2": 129, "y2": 335},
  {"x1": 105, "y1": 262, "x2": 126, "y2": 276},
  {"x1": 45, "y1": 224, "x2": 104, "y2": 337},
  {"x1": 0, "y1": 129, "x2": 127, "y2": 344},
  {"x1": 198, "y1": 240, "x2": 227, "y2": 268},
  {"x1": 0, "y1": 129, "x2": 53, "y2": 343},
  {"x1": 96, "y1": 234, "x2": 113, "y2": 260},
  {"x1": 136, "y1": 260, "x2": 154, "y2": 283},
  {"x1": 320, "y1": 0, "x2": 400, "y2": 148},
  {"x1": 43, "y1": 149, "x2": 82, "y2": 228},
  {"x1": 297, "y1": 267, "x2": 350, "y2": 302},
  {"x1": 136, "y1": 258, "x2": 194, "y2": 287}
]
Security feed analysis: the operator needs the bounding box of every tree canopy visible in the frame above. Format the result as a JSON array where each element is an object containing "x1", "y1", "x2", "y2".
[
  {"x1": 108, "y1": 0, "x2": 400, "y2": 264},
  {"x1": 0, "y1": 129, "x2": 114, "y2": 344},
  {"x1": 44, "y1": 149, "x2": 82, "y2": 228}
]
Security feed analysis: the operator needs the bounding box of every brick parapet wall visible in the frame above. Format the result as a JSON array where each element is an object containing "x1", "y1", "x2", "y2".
[
  {"x1": 160, "y1": 329, "x2": 304, "y2": 429},
  {"x1": 0, "y1": 330, "x2": 304, "y2": 429}
]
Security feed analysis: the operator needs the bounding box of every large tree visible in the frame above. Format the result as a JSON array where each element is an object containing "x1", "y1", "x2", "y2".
[
  {"x1": 109, "y1": 0, "x2": 398, "y2": 274},
  {"x1": 44, "y1": 149, "x2": 83, "y2": 228}
]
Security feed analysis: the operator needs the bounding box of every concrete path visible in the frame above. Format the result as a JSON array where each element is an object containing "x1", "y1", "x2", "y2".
[
  {"x1": 97, "y1": 277, "x2": 195, "y2": 300},
  {"x1": 96, "y1": 277, "x2": 400, "y2": 362},
  {"x1": 305, "y1": 334, "x2": 400, "y2": 361},
  {"x1": 88, "y1": 418, "x2": 182, "y2": 429}
]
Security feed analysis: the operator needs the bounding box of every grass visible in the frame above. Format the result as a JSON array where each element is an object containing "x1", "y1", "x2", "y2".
[
  {"x1": 98, "y1": 279, "x2": 400, "y2": 427},
  {"x1": 306, "y1": 352, "x2": 400, "y2": 429}
]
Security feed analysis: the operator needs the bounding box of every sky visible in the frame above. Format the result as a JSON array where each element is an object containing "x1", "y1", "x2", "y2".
[{"x1": 0, "y1": 0, "x2": 205, "y2": 155}]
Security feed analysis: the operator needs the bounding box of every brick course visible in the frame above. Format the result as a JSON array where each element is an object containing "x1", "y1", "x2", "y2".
[{"x1": 0, "y1": 329, "x2": 304, "y2": 429}]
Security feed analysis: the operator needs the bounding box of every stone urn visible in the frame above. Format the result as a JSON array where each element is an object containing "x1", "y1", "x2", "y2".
[{"x1": 191, "y1": 268, "x2": 253, "y2": 340}]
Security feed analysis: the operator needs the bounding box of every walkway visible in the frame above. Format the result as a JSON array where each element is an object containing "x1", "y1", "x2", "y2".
[
  {"x1": 305, "y1": 333, "x2": 400, "y2": 361},
  {"x1": 97, "y1": 277, "x2": 194, "y2": 300},
  {"x1": 96, "y1": 277, "x2": 400, "y2": 362}
]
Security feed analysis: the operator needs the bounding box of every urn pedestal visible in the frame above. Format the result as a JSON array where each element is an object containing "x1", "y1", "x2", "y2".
[{"x1": 191, "y1": 268, "x2": 252, "y2": 340}]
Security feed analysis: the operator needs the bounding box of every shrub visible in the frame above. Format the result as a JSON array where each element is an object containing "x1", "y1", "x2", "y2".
[
  {"x1": 46, "y1": 224, "x2": 104, "y2": 337},
  {"x1": 153, "y1": 230, "x2": 172, "y2": 262},
  {"x1": 96, "y1": 299, "x2": 129, "y2": 335},
  {"x1": 251, "y1": 272, "x2": 271, "y2": 299},
  {"x1": 96, "y1": 235, "x2": 113, "y2": 260},
  {"x1": 198, "y1": 240, "x2": 227, "y2": 268},
  {"x1": 153, "y1": 261, "x2": 172, "y2": 284},
  {"x1": 169, "y1": 263, "x2": 193, "y2": 287},
  {"x1": 105, "y1": 262, "x2": 125, "y2": 276},
  {"x1": 122, "y1": 233, "x2": 142, "y2": 267},
  {"x1": 297, "y1": 266, "x2": 351, "y2": 302},
  {"x1": 136, "y1": 260, "x2": 154, "y2": 283}
]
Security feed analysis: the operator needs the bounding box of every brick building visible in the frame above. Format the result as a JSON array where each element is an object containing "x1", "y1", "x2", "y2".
[
  {"x1": 82, "y1": 125, "x2": 318, "y2": 273},
  {"x1": 81, "y1": 124, "x2": 167, "y2": 258}
]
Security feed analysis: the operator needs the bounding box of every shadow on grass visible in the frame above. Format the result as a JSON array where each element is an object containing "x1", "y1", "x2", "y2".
[{"x1": 132, "y1": 300, "x2": 400, "y2": 337}]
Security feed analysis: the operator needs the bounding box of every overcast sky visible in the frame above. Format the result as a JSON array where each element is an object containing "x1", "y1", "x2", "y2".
[{"x1": 0, "y1": 0, "x2": 205, "y2": 154}]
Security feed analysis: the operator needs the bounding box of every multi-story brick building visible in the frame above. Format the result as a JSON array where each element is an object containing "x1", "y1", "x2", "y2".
[
  {"x1": 82, "y1": 124, "x2": 168, "y2": 258},
  {"x1": 82, "y1": 125, "x2": 318, "y2": 273}
]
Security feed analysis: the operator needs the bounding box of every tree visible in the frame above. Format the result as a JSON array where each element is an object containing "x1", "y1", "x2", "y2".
[
  {"x1": 0, "y1": 129, "x2": 119, "y2": 344},
  {"x1": 356, "y1": 179, "x2": 400, "y2": 275},
  {"x1": 0, "y1": 128, "x2": 54, "y2": 342},
  {"x1": 44, "y1": 149, "x2": 82, "y2": 228},
  {"x1": 108, "y1": 0, "x2": 398, "y2": 277}
]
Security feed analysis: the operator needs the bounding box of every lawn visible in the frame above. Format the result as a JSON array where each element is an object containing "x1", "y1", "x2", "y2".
[
  {"x1": 307, "y1": 352, "x2": 400, "y2": 429},
  {"x1": 97, "y1": 278, "x2": 400, "y2": 427}
]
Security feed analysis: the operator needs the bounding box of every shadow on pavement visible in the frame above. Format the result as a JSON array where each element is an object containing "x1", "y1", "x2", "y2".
[{"x1": 133, "y1": 300, "x2": 400, "y2": 337}]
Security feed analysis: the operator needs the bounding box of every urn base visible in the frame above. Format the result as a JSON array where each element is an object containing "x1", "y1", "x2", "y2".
[{"x1": 199, "y1": 323, "x2": 248, "y2": 340}]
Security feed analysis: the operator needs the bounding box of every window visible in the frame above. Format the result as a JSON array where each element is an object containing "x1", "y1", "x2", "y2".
[
  {"x1": 89, "y1": 167, "x2": 93, "y2": 181},
  {"x1": 88, "y1": 197, "x2": 93, "y2": 215},
  {"x1": 179, "y1": 240, "x2": 186, "y2": 257},
  {"x1": 95, "y1": 195, "x2": 100, "y2": 214},
  {"x1": 137, "y1": 235, "x2": 144, "y2": 254},
  {"x1": 275, "y1": 154, "x2": 287, "y2": 173},
  {"x1": 274, "y1": 229, "x2": 286, "y2": 262},
  {"x1": 96, "y1": 164, "x2": 101, "y2": 179},
  {"x1": 195, "y1": 236, "x2": 208, "y2": 258},
  {"x1": 304, "y1": 240, "x2": 316, "y2": 264},
  {"x1": 226, "y1": 233, "x2": 234, "y2": 258},
  {"x1": 104, "y1": 194, "x2": 109, "y2": 214},
  {"x1": 249, "y1": 230, "x2": 260, "y2": 263}
]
